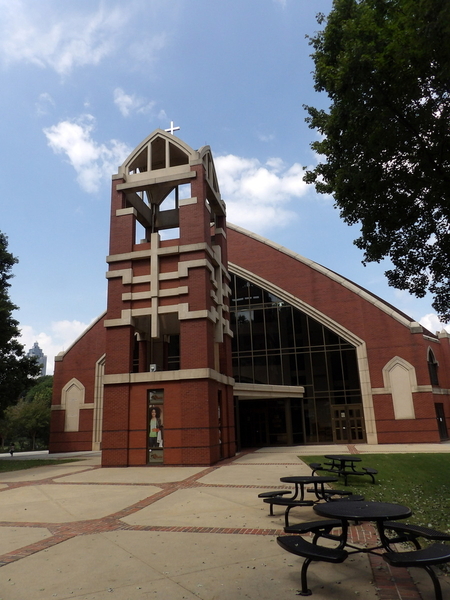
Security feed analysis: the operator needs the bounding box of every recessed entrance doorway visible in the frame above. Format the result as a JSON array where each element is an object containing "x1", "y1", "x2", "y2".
[{"x1": 236, "y1": 397, "x2": 339, "y2": 448}]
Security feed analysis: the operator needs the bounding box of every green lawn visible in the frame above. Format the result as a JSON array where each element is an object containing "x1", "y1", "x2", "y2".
[
  {"x1": 0, "y1": 459, "x2": 80, "y2": 473},
  {"x1": 300, "y1": 454, "x2": 450, "y2": 534}
]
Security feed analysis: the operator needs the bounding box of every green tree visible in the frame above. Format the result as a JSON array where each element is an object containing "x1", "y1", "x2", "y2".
[
  {"x1": 5, "y1": 392, "x2": 52, "y2": 450},
  {"x1": 0, "y1": 232, "x2": 40, "y2": 414},
  {"x1": 3, "y1": 376, "x2": 53, "y2": 450},
  {"x1": 24, "y1": 375, "x2": 53, "y2": 405},
  {"x1": 304, "y1": 0, "x2": 450, "y2": 319}
]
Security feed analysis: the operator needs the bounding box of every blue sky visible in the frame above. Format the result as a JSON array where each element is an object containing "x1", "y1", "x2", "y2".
[{"x1": 0, "y1": 0, "x2": 445, "y2": 374}]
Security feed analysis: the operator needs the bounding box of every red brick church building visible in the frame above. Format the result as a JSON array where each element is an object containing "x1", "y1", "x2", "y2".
[{"x1": 49, "y1": 130, "x2": 450, "y2": 466}]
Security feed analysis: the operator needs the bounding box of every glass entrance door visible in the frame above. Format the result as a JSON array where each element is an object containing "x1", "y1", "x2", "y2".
[{"x1": 331, "y1": 405, "x2": 366, "y2": 443}]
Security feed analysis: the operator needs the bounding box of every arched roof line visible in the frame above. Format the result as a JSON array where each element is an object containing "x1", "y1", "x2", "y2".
[
  {"x1": 228, "y1": 223, "x2": 426, "y2": 333},
  {"x1": 117, "y1": 129, "x2": 201, "y2": 177},
  {"x1": 228, "y1": 262, "x2": 364, "y2": 347}
]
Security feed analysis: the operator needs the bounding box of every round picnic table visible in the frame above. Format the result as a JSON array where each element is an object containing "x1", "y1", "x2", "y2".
[
  {"x1": 324, "y1": 454, "x2": 362, "y2": 470},
  {"x1": 280, "y1": 475, "x2": 338, "y2": 502},
  {"x1": 314, "y1": 500, "x2": 412, "y2": 551}
]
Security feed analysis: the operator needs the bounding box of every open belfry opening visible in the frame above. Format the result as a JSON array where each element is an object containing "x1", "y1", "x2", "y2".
[{"x1": 102, "y1": 130, "x2": 235, "y2": 466}]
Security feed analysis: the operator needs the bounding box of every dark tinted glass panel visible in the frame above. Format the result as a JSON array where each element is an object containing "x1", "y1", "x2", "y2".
[
  {"x1": 308, "y1": 318, "x2": 324, "y2": 347},
  {"x1": 253, "y1": 355, "x2": 269, "y2": 384},
  {"x1": 280, "y1": 353, "x2": 294, "y2": 386},
  {"x1": 328, "y1": 351, "x2": 344, "y2": 390},
  {"x1": 265, "y1": 308, "x2": 280, "y2": 350},
  {"x1": 287, "y1": 353, "x2": 299, "y2": 386},
  {"x1": 311, "y1": 352, "x2": 327, "y2": 390},
  {"x1": 238, "y1": 356, "x2": 254, "y2": 383},
  {"x1": 251, "y1": 309, "x2": 266, "y2": 351},
  {"x1": 292, "y1": 310, "x2": 308, "y2": 348},
  {"x1": 303, "y1": 398, "x2": 317, "y2": 443},
  {"x1": 236, "y1": 310, "x2": 252, "y2": 352},
  {"x1": 230, "y1": 312, "x2": 238, "y2": 352},
  {"x1": 248, "y1": 282, "x2": 264, "y2": 306},
  {"x1": 316, "y1": 399, "x2": 333, "y2": 440},
  {"x1": 341, "y1": 349, "x2": 360, "y2": 390},
  {"x1": 324, "y1": 329, "x2": 340, "y2": 346},
  {"x1": 295, "y1": 352, "x2": 312, "y2": 387},
  {"x1": 279, "y1": 305, "x2": 294, "y2": 349},
  {"x1": 267, "y1": 354, "x2": 282, "y2": 384},
  {"x1": 235, "y1": 276, "x2": 251, "y2": 306}
]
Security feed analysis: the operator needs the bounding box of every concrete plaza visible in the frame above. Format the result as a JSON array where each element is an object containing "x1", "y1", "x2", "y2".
[{"x1": 0, "y1": 444, "x2": 449, "y2": 600}]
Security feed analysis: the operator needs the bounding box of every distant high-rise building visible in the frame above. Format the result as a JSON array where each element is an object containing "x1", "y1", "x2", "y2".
[{"x1": 27, "y1": 342, "x2": 47, "y2": 376}]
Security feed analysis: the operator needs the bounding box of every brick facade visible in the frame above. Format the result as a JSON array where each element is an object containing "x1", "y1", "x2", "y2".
[{"x1": 49, "y1": 131, "x2": 450, "y2": 463}]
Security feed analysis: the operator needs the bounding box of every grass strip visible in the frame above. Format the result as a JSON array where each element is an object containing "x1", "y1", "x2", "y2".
[
  {"x1": 0, "y1": 459, "x2": 80, "y2": 473},
  {"x1": 300, "y1": 453, "x2": 450, "y2": 534}
]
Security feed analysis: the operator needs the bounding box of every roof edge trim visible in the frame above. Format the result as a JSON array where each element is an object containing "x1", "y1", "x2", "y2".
[
  {"x1": 54, "y1": 311, "x2": 107, "y2": 362},
  {"x1": 227, "y1": 222, "x2": 420, "y2": 332},
  {"x1": 228, "y1": 262, "x2": 364, "y2": 347}
]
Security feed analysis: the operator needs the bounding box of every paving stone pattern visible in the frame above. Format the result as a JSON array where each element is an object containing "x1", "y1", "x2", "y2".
[{"x1": 0, "y1": 450, "x2": 436, "y2": 599}]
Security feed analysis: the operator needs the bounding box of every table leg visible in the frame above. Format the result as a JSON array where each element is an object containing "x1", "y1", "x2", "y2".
[
  {"x1": 297, "y1": 483, "x2": 305, "y2": 502},
  {"x1": 337, "y1": 519, "x2": 349, "y2": 550},
  {"x1": 290, "y1": 483, "x2": 305, "y2": 501},
  {"x1": 312, "y1": 482, "x2": 324, "y2": 501},
  {"x1": 376, "y1": 521, "x2": 394, "y2": 551}
]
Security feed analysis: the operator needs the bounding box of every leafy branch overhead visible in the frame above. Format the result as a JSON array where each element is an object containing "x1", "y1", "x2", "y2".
[{"x1": 304, "y1": 0, "x2": 450, "y2": 320}]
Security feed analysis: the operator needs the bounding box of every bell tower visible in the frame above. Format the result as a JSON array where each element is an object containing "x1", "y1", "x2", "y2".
[{"x1": 101, "y1": 129, "x2": 235, "y2": 466}]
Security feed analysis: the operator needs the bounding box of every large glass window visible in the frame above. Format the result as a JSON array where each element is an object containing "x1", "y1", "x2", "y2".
[{"x1": 230, "y1": 274, "x2": 363, "y2": 443}]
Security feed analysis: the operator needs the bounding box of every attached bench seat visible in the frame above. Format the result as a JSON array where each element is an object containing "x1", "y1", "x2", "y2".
[
  {"x1": 383, "y1": 543, "x2": 450, "y2": 600},
  {"x1": 263, "y1": 497, "x2": 315, "y2": 527},
  {"x1": 340, "y1": 467, "x2": 378, "y2": 486},
  {"x1": 305, "y1": 488, "x2": 364, "y2": 502},
  {"x1": 309, "y1": 462, "x2": 322, "y2": 475},
  {"x1": 257, "y1": 490, "x2": 292, "y2": 499},
  {"x1": 277, "y1": 535, "x2": 348, "y2": 596},
  {"x1": 284, "y1": 519, "x2": 343, "y2": 544},
  {"x1": 384, "y1": 521, "x2": 450, "y2": 549},
  {"x1": 361, "y1": 467, "x2": 378, "y2": 483},
  {"x1": 306, "y1": 487, "x2": 352, "y2": 499},
  {"x1": 329, "y1": 494, "x2": 365, "y2": 502}
]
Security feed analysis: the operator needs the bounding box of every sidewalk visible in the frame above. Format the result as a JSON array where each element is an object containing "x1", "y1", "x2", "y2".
[{"x1": 0, "y1": 444, "x2": 448, "y2": 599}]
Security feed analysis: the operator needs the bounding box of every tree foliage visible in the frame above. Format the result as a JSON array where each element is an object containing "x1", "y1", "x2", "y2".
[
  {"x1": 0, "y1": 232, "x2": 40, "y2": 414},
  {"x1": 304, "y1": 0, "x2": 450, "y2": 320},
  {"x1": 3, "y1": 376, "x2": 53, "y2": 450}
]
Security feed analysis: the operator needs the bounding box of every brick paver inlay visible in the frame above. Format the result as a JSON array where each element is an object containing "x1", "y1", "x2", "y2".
[{"x1": 0, "y1": 452, "x2": 428, "y2": 599}]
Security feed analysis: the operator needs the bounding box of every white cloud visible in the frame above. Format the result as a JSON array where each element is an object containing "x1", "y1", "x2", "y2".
[
  {"x1": 35, "y1": 92, "x2": 55, "y2": 116},
  {"x1": 258, "y1": 132, "x2": 275, "y2": 142},
  {"x1": 20, "y1": 320, "x2": 91, "y2": 376},
  {"x1": 44, "y1": 115, "x2": 131, "y2": 193},
  {"x1": 113, "y1": 88, "x2": 156, "y2": 117},
  {"x1": 128, "y1": 32, "x2": 168, "y2": 65},
  {"x1": 215, "y1": 154, "x2": 309, "y2": 232},
  {"x1": 0, "y1": 0, "x2": 125, "y2": 75},
  {"x1": 419, "y1": 313, "x2": 450, "y2": 336}
]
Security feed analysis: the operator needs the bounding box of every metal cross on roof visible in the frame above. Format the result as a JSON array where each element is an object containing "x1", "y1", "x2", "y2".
[{"x1": 165, "y1": 121, "x2": 180, "y2": 135}]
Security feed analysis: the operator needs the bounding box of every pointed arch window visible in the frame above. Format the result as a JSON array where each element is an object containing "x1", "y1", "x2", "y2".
[{"x1": 427, "y1": 348, "x2": 439, "y2": 386}]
